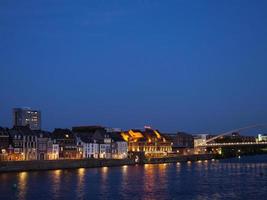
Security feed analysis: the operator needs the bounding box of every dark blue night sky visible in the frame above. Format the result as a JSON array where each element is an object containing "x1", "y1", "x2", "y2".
[{"x1": 1, "y1": 0, "x2": 267, "y2": 134}]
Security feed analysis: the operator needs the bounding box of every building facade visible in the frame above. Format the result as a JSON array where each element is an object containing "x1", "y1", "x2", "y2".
[
  {"x1": 51, "y1": 129, "x2": 78, "y2": 159},
  {"x1": 121, "y1": 127, "x2": 172, "y2": 158},
  {"x1": 0, "y1": 127, "x2": 10, "y2": 161}
]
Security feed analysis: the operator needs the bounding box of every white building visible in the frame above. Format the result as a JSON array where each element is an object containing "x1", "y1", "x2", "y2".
[
  {"x1": 194, "y1": 134, "x2": 208, "y2": 147},
  {"x1": 47, "y1": 141, "x2": 59, "y2": 160},
  {"x1": 110, "y1": 132, "x2": 128, "y2": 159},
  {"x1": 257, "y1": 134, "x2": 267, "y2": 142},
  {"x1": 112, "y1": 141, "x2": 128, "y2": 159},
  {"x1": 99, "y1": 137, "x2": 112, "y2": 159},
  {"x1": 77, "y1": 136, "x2": 99, "y2": 158}
]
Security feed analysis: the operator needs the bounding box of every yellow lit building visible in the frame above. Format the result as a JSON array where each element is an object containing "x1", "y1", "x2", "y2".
[{"x1": 121, "y1": 127, "x2": 172, "y2": 158}]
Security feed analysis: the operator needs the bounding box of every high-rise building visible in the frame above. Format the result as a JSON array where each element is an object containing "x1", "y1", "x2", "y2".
[{"x1": 13, "y1": 107, "x2": 41, "y2": 130}]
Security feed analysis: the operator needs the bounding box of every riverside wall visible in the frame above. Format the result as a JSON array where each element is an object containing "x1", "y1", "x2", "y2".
[{"x1": 0, "y1": 154, "x2": 215, "y2": 173}]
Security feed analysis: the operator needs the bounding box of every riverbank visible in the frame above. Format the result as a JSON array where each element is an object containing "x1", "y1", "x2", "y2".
[{"x1": 0, "y1": 154, "x2": 215, "y2": 173}]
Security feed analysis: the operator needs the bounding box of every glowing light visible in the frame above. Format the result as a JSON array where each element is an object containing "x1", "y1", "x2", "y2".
[
  {"x1": 154, "y1": 130, "x2": 161, "y2": 139},
  {"x1": 102, "y1": 167, "x2": 108, "y2": 173},
  {"x1": 54, "y1": 169, "x2": 62, "y2": 175},
  {"x1": 78, "y1": 168, "x2": 85, "y2": 175}
]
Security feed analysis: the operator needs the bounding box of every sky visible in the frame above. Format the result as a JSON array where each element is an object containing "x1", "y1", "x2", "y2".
[{"x1": 1, "y1": 0, "x2": 267, "y2": 134}]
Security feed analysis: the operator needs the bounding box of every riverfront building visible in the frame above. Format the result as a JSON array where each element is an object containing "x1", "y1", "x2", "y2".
[
  {"x1": 121, "y1": 127, "x2": 172, "y2": 157},
  {"x1": 257, "y1": 134, "x2": 267, "y2": 142},
  {"x1": 0, "y1": 127, "x2": 9, "y2": 161},
  {"x1": 73, "y1": 126, "x2": 128, "y2": 159},
  {"x1": 51, "y1": 129, "x2": 78, "y2": 159},
  {"x1": 13, "y1": 108, "x2": 41, "y2": 130}
]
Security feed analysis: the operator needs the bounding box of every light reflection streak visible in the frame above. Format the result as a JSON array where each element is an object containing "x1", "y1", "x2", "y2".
[
  {"x1": 51, "y1": 169, "x2": 62, "y2": 199},
  {"x1": 100, "y1": 166, "x2": 109, "y2": 199},
  {"x1": 76, "y1": 168, "x2": 86, "y2": 199},
  {"x1": 17, "y1": 172, "x2": 28, "y2": 200}
]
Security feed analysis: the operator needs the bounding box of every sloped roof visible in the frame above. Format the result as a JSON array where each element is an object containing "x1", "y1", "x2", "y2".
[
  {"x1": 11, "y1": 126, "x2": 37, "y2": 136},
  {"x1": 51, "y1": 128, "x2": 75, "y2": 139},
  {"x1": 109, "y1": 132, "x2": 125, "y2": 142}
]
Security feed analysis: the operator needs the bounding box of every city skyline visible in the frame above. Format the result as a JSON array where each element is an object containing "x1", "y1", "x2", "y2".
[{"x1": 1, "y1": 1, "x2": 267, "y2": 133}]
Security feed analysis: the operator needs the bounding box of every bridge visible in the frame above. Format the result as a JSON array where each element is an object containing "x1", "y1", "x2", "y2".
[
  {"x1": 204, "y1": 141, "x2": 267, "y2": 147},
  {"x1": 194, "y1": 124, "x2": 267, "y2": 156},
  {"x1": 196, "y1": 124, "x2": 267, "y2": 147}
]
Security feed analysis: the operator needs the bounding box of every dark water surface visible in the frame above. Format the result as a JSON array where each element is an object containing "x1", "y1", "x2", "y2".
[{"x1": 1, "y1": 155, "x2": 267, "y2": 200}]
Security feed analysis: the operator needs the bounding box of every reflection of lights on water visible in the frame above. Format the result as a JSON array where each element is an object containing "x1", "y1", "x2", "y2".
[
  {"x1": 211, "y1": 159, "x2": 215, "y2": 162},
  {"x1": 78, "y1": 168, "x2": 85, "y2": 175},
  {"x1": 176, "y1": 162, "x2": 180, "y2": 165},
  {"x1": 187, "y1": 161, "x2": 191, "y2": 164},
  {"x1": 102, "y1": 167, "x2": 108, "y2": 173},
  {"x1": 19, "y1": 172, "x2": 28, "y2": 180},
  {"x1": 159, "y1": 163, "x2": 167, "y2": 170},
  {"x1": 204, "y1": 160, "x2": 208, "y2": 163},
  {"x1": 122, "y1": 165, "x2": 128, "y2": 175},
  {"x1": 77, "y1": 168, "x2": 86, "y2": 198},
  {"x1": 18, "y1": 172, "x2": 28, "y2": 200},
  {"x1": 54, "y1": 169, "x2": 62, "y2": 176},
  {"x1": 122, "y1": 165, "x2": 128, "y2": 171},
  {"x1": 238, "y1": 156, "x2": 241, "y2": 159}
]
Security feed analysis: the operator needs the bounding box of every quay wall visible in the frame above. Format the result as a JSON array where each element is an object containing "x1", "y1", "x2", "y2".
[
  {"x1": 0, "y1": 154, "x2": 215, "y2": 173},
  {"x1": 0, "y1": 159, "x2": 135, "y2": 173}
]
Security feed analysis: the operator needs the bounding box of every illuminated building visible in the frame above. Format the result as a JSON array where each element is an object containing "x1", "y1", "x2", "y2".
[
  {"x1": 73, "y1": 126, "x2": 110, "y2": 159},
  {"x1": 0, "y1": 127, "x2": 9, "y2": 161},
  {"x1": 73, "y1": 126, "x2": 127, "y2": 159},
  {"x1": 34, "y1": 130, "x2": 52, "y2": 160},
  {"x1": 9, "y1": 126, "x2": 38, "y2": 160},
  {"x1": 13, "y1": 107, "x2": 41, "y2": 130},
  {"x1": 46, "y1": 141, "x2": 60, "y2": 160},
  {"x1": 76, "y1": 136, "x2": 99, "y2": 159},
  {"x1": 51, "y1": 129, "x2": 78, "y2": 159},
  {"x1": 257, "y1": 134, "x2": 267, "y2": 142},
  {"x1": 121, "y1": 127, "x2": 172, "y2": 157},
  {"x1": 110, "y1": 132, "x2": 128, "y2": 159}
]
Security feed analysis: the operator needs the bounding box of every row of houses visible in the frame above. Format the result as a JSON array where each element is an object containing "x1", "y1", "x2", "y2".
[
  {"x1": 4, "y1": 124, "x2": 252, "y2": 161},
  {"x1": 0, "y1": 126, "x2": 128, "y2": 161}
]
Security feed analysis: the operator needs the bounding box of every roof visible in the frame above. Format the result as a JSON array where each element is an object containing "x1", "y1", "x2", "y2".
[
  {"x1": 109, "y1": 132, "x2": 125, "y2": 142},
  {"x1": 72, "y1": 126, "x2": 104, "y2": 133},
  {"x1": 10, "y1": 126, "x2": 37, "y2": 136},
  {"x1": 33, "y1": 130, "x2": 51, "y2": 138},
  {"x1": 51, "y1": 128, "x2": 75, "y2": 139}
]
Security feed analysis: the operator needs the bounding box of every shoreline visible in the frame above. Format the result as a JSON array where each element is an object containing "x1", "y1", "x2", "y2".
[{"x1": 0, "y1": 154, "x2": 214, "y2": 173}]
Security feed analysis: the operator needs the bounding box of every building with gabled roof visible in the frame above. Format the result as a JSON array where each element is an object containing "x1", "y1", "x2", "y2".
[{"x1": 121, "y1": 127, "x2": 172, "y2": 158}]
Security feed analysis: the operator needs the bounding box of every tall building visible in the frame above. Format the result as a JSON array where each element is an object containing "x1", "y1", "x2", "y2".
[{"x1": 13, "y1": 107, "x2": 41, "y2": 130}]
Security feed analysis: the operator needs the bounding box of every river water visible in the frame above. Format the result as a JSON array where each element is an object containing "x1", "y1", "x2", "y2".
[{"x1": 0, "y1": 155, "x2": 267, "y2": 200}]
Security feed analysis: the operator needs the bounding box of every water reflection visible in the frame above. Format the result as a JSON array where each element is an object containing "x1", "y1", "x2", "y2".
[
  {"x1": 100, "y1": 167, "x2": 109, "y2": 199},
  {"x1": 17, "y1": 172, "x2": 28, "y2": 200},
  {"x1": 50, "y1": 169, "x2": 62, "y2": 199},
  {"x1": 0, "y1": 155, "x2": 267, "y2": 200},
  {"x1": 76, "y1": 168, "x2": 85, "y2": 199}
]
